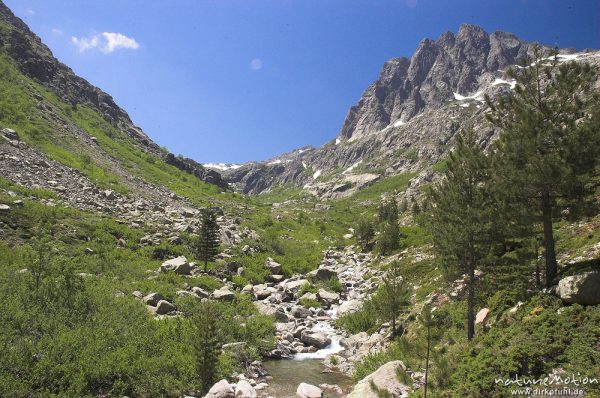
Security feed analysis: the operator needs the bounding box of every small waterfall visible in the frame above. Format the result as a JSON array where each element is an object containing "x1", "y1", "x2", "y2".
[{"x1": 293, "y1": 309, "x2": 344, "y2": 360}]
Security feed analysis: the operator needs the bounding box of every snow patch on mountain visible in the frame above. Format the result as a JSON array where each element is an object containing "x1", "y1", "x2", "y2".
[
  {"x1": 343, "y1": 160, "x2": 362, "y2": 175},
  {"x1": 203, "y1": 163, "x2": 243, "y2": 171}
]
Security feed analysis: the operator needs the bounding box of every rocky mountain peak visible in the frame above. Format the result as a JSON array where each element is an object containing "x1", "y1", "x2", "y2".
[
  {"x1": 457, "y1": 22, "x2": 487, "y2": 39},
  {"x1": 436, "y1": 31, "x2": 456, "y2": 48},
  {"x1": 220, "y1": 25, "x2": 600, "y2": 197},
  {"x1": 338, "y1": 24, "x2": 534, "y2": 142}
]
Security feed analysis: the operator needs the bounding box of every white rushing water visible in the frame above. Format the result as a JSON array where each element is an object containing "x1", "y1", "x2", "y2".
[{"x1": 293, "y1": 309, "x2": 344, "y2": 360}]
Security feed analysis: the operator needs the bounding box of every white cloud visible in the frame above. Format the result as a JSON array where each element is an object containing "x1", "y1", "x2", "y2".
[
  {"x1": 249, "y1": 58, "x2": 263, "y2": 71},
  {"x1": 71, "y1": 35, "x2": 100, "y2": 53},
  {"x1": 101, "y1": 32, "x2": 140, "y2": 54},
  {"x1": 51, "y1": 28, "x2": 63, "y2": 36},
  {"x1": 25, "y1": 9, "x2": 35, "y2": 15},
  {"x1": 70, "y1": 32, "x2": 139, "y2": 54}
]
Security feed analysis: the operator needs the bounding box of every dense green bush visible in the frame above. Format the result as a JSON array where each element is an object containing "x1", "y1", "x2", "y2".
[{"x1": 335, "y1": 300, "x2": 379, "y2": 335}]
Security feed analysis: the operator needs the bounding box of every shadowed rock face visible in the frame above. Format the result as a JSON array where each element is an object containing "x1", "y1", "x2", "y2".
[
  {"x1": 0, "y1": 2, "x2": 227, "y2": 190},
  {"x1": 338, "y1": 24, "x2": 534, "y2": 142}
]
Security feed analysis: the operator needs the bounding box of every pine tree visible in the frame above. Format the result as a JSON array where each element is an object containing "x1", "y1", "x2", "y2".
[
  {"x1": 378, "y1": 197, "x2": 399, "y2": 223},
  {"x1": 427, "y1": 129, "x2": 495, "y2": 340},
  {"x1": 355, "y1": 217, "x2": 375, "y2": 252},
  {"x1": 372, "y1": 261, "x2": 411, "y2": 339},
  {"x1": 419, "y1": 304, "x2": 435, "y2": 398},
  {"x1": 195, "y1": 207, "x2": 221, "y2": 273},
  {"x1": 377, "y1": 221, "x2": 401, "y2": 255},
  {"x1": 192, "y1": 301, "x2": 221, "y2": 394},
  {"x1": 377, "y1": 197, "x2": 402, "y2": 255},
  {"x1": 486, "y1": 45, "x2": 600, "y2": 287}
]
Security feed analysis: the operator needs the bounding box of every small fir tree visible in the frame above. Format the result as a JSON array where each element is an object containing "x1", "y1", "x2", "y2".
[
  {"x1": 355, "y1": 217, "x2": 375, "y2": 252},
  {"x1": 372, "y1": 261, "x2": 411, "y2": 339},
  {"x1": 195, "y1": 207, "x2": 221, "y2": 273}
]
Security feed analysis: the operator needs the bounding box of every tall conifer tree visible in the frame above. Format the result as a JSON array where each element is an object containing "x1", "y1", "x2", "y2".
[
  {"x1": 428, "y1": 129, "x2": 495, "y2": 340},
  {"x1": 486, "y1": 45, "x2": 600, "y2": 286}
]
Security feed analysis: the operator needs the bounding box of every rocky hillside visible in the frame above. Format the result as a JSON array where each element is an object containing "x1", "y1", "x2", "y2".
[
  {"x1": 214, "y1": 24, "x2": 599, "y2": 197},
  {"x1": 0, "y1": 1, "x2": 228, "y2": 191}
]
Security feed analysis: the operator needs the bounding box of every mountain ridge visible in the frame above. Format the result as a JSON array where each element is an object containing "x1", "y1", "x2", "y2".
[
  {"x1": 213, "y1": 23, "x2": 598, "y2": 196},
  {"x1": 0, "y1": 1, "x2": 229, "y2": 190}
]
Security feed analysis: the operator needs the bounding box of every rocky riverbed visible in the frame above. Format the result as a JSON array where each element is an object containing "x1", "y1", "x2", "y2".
[{"x1": 254, "y1": 249, "x2": 391, "y2": 376}]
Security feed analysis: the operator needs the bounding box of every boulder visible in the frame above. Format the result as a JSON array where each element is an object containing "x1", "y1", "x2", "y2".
[
  {"x1": 226, "y1": 261, "x2": 242, "y2": 273},
  {"x1": 235, "y1": 379, "x2": 257, "y2": 398},
  {"x1": 213, "y1": 287, "x2": 235, "y2": 301},
  {"x1": 142, "y1": 292, "x2": 163, "y2": 306},
  {"x1": 181, "y1": 208, "x2": 196, "y2": 218},
  {"x1": 291, "y1": 306, "x2": 311, "y2": 318},
  {"x1": 1, "y1": 128, "x2": 19, "y2": 140},
  {"x1": 176, "y1": 289, "x2": 195, "y2": 298},
  {"x1": 275, "y1": 309, "x2": 290, "y2": 323},
  {"x1": 155, "y1": 300, "x2": 176, "y2": 315},
  {"x1": 265, "y1": 258, "x2": 282, "y2": 275},
  {"x1": 266, "y1": 274, "x2": 285, "y2": 283},
  {"x1": 191, "y1": 286, "x2": 210, "y2": 298},
  {"x1": 103, "y1": 190, "x2": 116, "y2": 200},
  {"x1": 254, "y1": 302, "x2": 277, "y2": 316},
  {"x1": 253, "y1": 284, "x2": 272, "y2": 300},
  {"x1": 319, "y1": 384, "x2": 343, "y2": 395},
  {"x1": 160, "y1": 256, "x2": 192, "y2": 275},
  {"x1": 285, "y1": 279, "x2": 309, "y2": 291},
  {"x1": 0, "y1": 204, "x2": 10, "y2": 213},
  {"x1": 296, "y1": 382, "x2": 322, "y2": 398},
  {"x1": 347, "y1": 360, "x2": 410, "y2": 398},
  {"x1": 242, "y1": 284, "x2": 254, "y2": 294},
  {"x1": 475, "y1": 308, "x2": 490, "y2": 325},
  {"x1": 336, "y1": 299, "x2": 363, "y2": 317},
  {"x1": 204, "y1": 379, "x2": 235, "y2": 398},
  {"x1": 315, "y1": 268, "x2": 337, "y2": 281},
  {"x1": 300, "y1": 292, "x2": 318, "y2": 302},
  {"x1": 558, "y1": 271, "x2": 600, "y2": 305},
  {"x1": 301, "y1": 331, "x2": 331, "y2": 349},
  {"x1": 317, "y1": 289, "x2": 339, "y2": 306}
]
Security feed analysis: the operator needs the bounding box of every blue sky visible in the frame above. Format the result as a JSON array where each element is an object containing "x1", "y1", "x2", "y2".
[{"x1": 4, "y1": 0, "x2": 599, "y2": 163}]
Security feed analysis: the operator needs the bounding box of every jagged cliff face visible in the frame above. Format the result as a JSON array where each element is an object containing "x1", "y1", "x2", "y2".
[
  {"x1": 339, "y1": 25, "x2": 535, "y2": 142},
  {"x1": 215, "y1": 24, "x2": 597, "y2": 197},
  {"x1": 0, "y1": 2, "x2": 228, "y2": 190}
]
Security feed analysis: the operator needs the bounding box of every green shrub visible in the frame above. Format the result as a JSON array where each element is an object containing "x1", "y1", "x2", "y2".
[
  {"x1": 325, "y1": 276, "x2": 343, "y2": 293},
  {"x1": 299, "y1": 297, "x2": 322, "y2": 308},
  {"x1": 298, "y1": 282, "x2": 318, "y2": 296},
  {"x1": 335, "y1": 303, "x2": 378, "y2": 335},
  {"x1": 231, "y1": 275, "x2": 250, "y2": 288}
]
